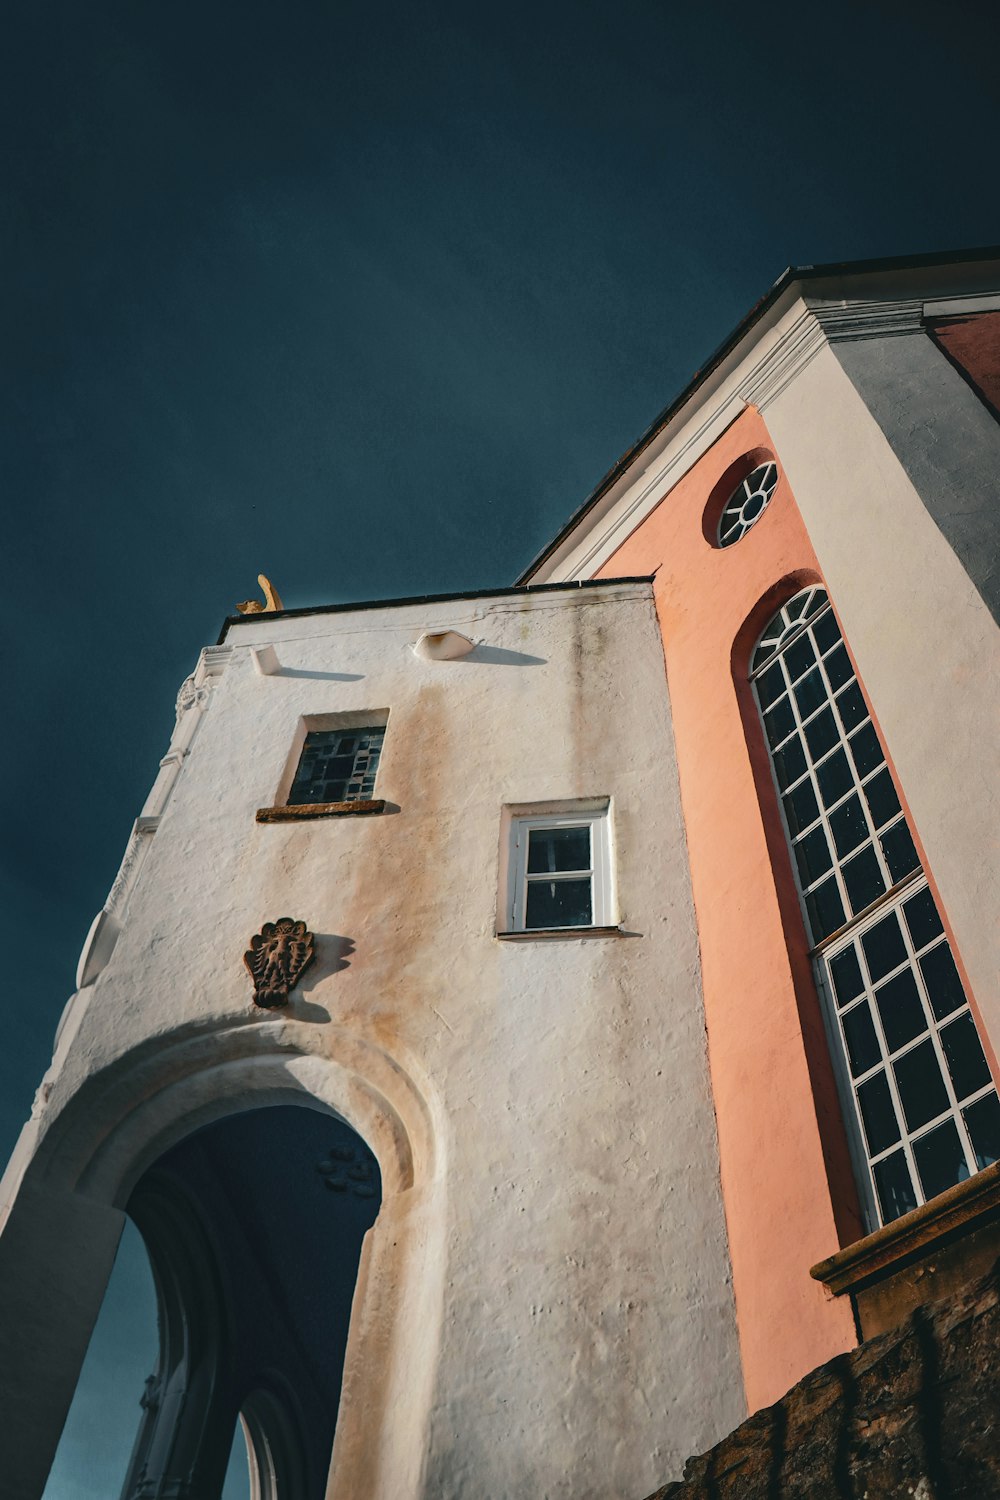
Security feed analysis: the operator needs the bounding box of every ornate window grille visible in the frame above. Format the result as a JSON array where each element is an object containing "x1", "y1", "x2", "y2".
[{"x1": 717, "y1": 461, "x2": 779, "y2": 546}]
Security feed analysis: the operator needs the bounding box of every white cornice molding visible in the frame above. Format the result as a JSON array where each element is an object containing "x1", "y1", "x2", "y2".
[{"x1": 810, "y1": 297, "x2": 924, "y2": 343}]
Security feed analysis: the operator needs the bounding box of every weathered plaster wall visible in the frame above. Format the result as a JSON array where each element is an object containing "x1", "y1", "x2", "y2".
[
  {"x1": 596, "y1": 408, "x2": 860, "y2": 1413},
  {"x1": 0, "y1": 582, "x2": 745, "y2": 1500}
]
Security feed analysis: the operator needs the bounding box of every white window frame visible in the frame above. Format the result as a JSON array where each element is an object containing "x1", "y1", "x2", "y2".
[{"x1": 504, "y1": 805, "x2": 614, "y2": 933}]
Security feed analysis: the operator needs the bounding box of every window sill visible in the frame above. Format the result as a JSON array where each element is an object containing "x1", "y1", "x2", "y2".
[
  {"x1": 495, "y1": 925, "x2": 622, "y2": 941},
  {"x1": 256, "y1": 799, "x2": 386, "y2": 823},
  {"x1": 810, "y1": 1160, "x2": 1000, "y2": 1336}
]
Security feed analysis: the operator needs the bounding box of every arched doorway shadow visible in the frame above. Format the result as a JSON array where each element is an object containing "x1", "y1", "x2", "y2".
[{"x1": 121, "y1": 1105, "x2": 382, "y2": 1500}]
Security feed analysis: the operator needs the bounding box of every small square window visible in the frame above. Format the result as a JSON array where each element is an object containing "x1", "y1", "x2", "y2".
[
  {"x1": 505, "y1": 806, "x2": 614, "y2": 932},
  {"x1": 287, "y1": 725, "x2": 385, "y2": 806}
]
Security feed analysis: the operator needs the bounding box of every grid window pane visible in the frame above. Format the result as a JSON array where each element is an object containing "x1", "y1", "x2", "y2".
[
  {"x1": 756, "y1": 662, "x2": 785, "y2": 710},
  {"x1": 857, "y1": 1072, "x2": 900, "y2": 1156},
  {"x1": 830, "y1": 945, "x2": 864, "y2": 1007},
  {"x1": 903, "y1": 887, "x2": 943, "y2": 951},
  {"x1": 940, "y1": 1014, "x2": 991, "y2": 1101},
  {"x1": 795, "y1": 827, "x2": 833, "y2": 886},
  {"x1": 794, "y1": 667, "x2": 827, "y2": 719},
  {"x1": 913, "y1": 1119, "x2": 969, "y2": 1201},
  {"x1": 880, "y1": 820, "x2": 920, "y2": 884},
  {"x1": 842, "y1": 844, "x2": 886, "y2": 915},
  {"x1": 849, "y1": 723, "x2": 884, "y2": 779},
  {"x1": 824, "y1": 644, "x2": 854, "y2": 692},
  {"x1": 816, "y1": 748, "x2": 854, "y2": 809},
  {"x1": 765, "y1": 697, "x2": 796, "y2": 749},
  {"x1": 525, "y1": 878, "x2": 592, "y2": 930},
  {"x1": 829, "y1": 794, "x2": 867, "y2": 858},
  {"x1": 813, "y1": 610, "x2": 842, "y2": 654},
  {"x1": 805, "y1": 877, "x2": 845, "y2": 943},
  {"x1": 964, "y1": 1094, "x2": 1000, "y2": 1169},
  {"x1": 784, "y1": 780, "x2": 820, "y2": 837},
  {"x1": 773, "y1": 736, "x2": 807, "y2": 790},
  {"x1": 874, "y1": 970, "x2": 925, "y2": 1054},
  {"x1": 836, "y1": 682, "x2": 868, "y2": 732},
  {"x1": 804, "y1": 708, "x2": 839, "y2": 761},
  {"x1": 785, "y1": 634, "x2": 816, "y2": 682},
  {"x1": 873, "y1": 1149, "x2": 918, "y2": 1224},
  {"x1": 527, "y1": 826, "x2": 590, "y2": 874},
  {"x1": 864, "y1": 769, "x2": 901, "y2": 830},
  {"x1": 842, "y1": 1002, "x2": 881, "y2": 1078},
  {"x1": 861, "y1": 913, "x2": 907, "y2": 984},
  {"x1": 919, "y1": 943, "x2": 965, "y2": 1021},
  {"x1": 894, "y1": 1040, "x2": 949, "y2": 1133}
]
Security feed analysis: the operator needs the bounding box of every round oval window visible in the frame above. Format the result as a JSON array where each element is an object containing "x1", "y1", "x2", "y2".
[{"x1": 717, "y1": 461, "x2": 779, "y2": 547}]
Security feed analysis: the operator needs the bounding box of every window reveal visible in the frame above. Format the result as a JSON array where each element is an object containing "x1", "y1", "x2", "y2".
[{"x1": 752, "y1": 586, "x2": 998, "y2": 1228}]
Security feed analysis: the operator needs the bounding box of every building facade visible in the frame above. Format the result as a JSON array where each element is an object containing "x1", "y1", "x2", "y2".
[{"x1": 1, "y1": 247, "x2": 999, "y2": 1498}]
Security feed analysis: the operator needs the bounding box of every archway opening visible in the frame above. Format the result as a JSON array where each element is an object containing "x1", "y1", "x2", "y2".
[{"x1": 45, "y1": 1103, "x2": 381, "y2": 1499}]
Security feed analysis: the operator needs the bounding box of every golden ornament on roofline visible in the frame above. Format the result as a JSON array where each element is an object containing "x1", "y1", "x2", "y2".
[{"x1": 236, "y1": 574, "x2": 284, "y2": 614}]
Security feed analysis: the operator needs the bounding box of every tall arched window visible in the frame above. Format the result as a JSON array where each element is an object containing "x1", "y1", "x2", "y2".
[{"x1": 752, "y1": 585, "x2": 998, "y2": 1228}]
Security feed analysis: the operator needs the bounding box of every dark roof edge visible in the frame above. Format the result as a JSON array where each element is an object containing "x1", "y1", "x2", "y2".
[
  {"x1": 516, "y1": 242, "x2": 1000, "y2": 584},
  {"x1": 217, "y1": 574, "x2": 655, "y2": 643}
]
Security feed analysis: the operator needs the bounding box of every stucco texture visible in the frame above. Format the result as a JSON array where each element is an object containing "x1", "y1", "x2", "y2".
[{"x1": 0, "y1": 582, "x2": 744, "y2": 1500}]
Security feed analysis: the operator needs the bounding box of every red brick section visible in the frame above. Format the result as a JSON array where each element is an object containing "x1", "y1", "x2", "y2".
[
  {"x1": 929, "y1": 311, "x2": 1000, "y2": 420},
  {"x1": 645, "y1": 1260, "x2": 1000, "y2": 1500}
]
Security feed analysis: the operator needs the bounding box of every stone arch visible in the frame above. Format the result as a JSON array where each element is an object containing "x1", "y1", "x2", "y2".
[{"x1": 0, "y1": 1022, "x2": 446, "y2": 1500}]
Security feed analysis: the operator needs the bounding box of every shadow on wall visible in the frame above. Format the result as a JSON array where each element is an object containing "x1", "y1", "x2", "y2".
[{"x1": 462, "y1": 645, "x2": 547, "y2": 666}]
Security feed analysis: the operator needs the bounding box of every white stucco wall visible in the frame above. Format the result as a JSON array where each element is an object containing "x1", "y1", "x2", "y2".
[{"x1": 0, "y1": 580, "x2": 745, "y2": 1500}]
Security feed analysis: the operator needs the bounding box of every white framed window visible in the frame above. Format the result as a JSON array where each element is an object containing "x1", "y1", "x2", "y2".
[
  {"x1": 751, "y1": 585, "x2": 998, "y2": 1229},
  {"x1": 504, "y1": 806, "x2": 614, "y2": 932}
]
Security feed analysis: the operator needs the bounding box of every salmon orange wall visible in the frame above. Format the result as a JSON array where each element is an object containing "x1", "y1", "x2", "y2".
[{"x1": 596, "y1": 407, "x2": 860, "y2": 1410}]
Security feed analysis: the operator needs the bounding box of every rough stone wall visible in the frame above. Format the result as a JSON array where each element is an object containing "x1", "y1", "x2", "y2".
[{"x1": 647, "y1": 1261, "x2": 1000, "y2": 1500}]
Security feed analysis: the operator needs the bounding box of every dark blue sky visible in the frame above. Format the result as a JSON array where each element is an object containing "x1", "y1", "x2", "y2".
[{"x1": 4, "y1": 0, "x2": 1000, "y2": 1490}]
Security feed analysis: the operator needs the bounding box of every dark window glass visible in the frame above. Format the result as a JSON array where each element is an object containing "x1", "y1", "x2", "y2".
[
  {"x1": 903, "y1": 888, "x2": 943, "y2": 951},
  {"x1": 784, "y1": 780, "x2": 820, "y2": 837},
  {"x1": 527, "y1": 826, "x2": 591, "y2": 874},
  {"x1": 836, "y1": 682, "x2": 868, "y2": 732},
  {"x1": 843, "y1": 845, "x2": 886, "y2": 915},
  {"x1": 288, "y1": 726, "x2": 384, "y2": 806},
  {"x1": 880, "y1": 821, "x2": 920, "y2": 884},
  {"x1": 873, "y1": 1150, "x2": 917, "y2": 1223},
  {"x1": 894, "y1": 1040, "x2": 949, "y2": 1132},
  {"x1": 829, "y1": 794, "x2": 868, "y2": 858},
  {"x1": 964, "y1": 1093, "x2": 1000, "y2": 1169},
  {"x1": 756, "y1": 661, "x2": 786, "y2": 710},
  {"x1": 806, "y1": 878, "x2": 846, "y2": 943},
  {"x1": 863, "y1": 769, "x2": 901, "y2": 829},
  {"x1": 813, "y1": 610, "x2": 842, "y2": 654},
  {"x1": 795, "y1": 827, "x2": 833, "y2": 887},
  {"x1": 817, "y1": 748, "x2": 854, "y2": 809},
  {"x1": 874, "y1": 970, "x2": 925, "y2": 1053},
  {"x1": 764, "y1": 696, "x2": 796, "y2": 749},
  {"x1": 843, "y1": 1002, "x2": 881, "y2": 1078},
  {"x1": 830, "y1": 945, "x2": 865, "y2": 1007},
  {"x1": 804, "y1": 707, "x2": 839, "y2": 761},
  {"x1": 919, "y1": 943, "x2": 965, "y2": 1021},
  {"x1": 773, "y1": 736, "x2": 807, "y2": 791},
  {"x1": 849, "y1": 723, "x2": 884, "y2": 779},
  {"x1": 525, "y1": 879, "x2": 592, "y2": 930},
  {"x1": 785, "y1": 634, "x2": 817, "y2": 682},
  {"x1": 913, "y1": 1119, "x2": 969, "y2": 1201},
  {"x1": 794, "y1": 667, "x2": 827, "y2": 720},
  {"x1": 862, "y1": 912, "x2": 908, "y2": 983},
  {"x1": 857, "y1": 1072, "x2": 901, "y2": 1156},
  {"x1": 940, "y1": 1014, "x2": 992, "y2": 1100},
  {"x1": 824, "y1": 643, "x2": 854, "y2": 692}
]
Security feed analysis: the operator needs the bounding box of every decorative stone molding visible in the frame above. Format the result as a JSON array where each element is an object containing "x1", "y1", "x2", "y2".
[{"x1": 244, "y1": 918, "x2": 315, "y2": 1007}]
